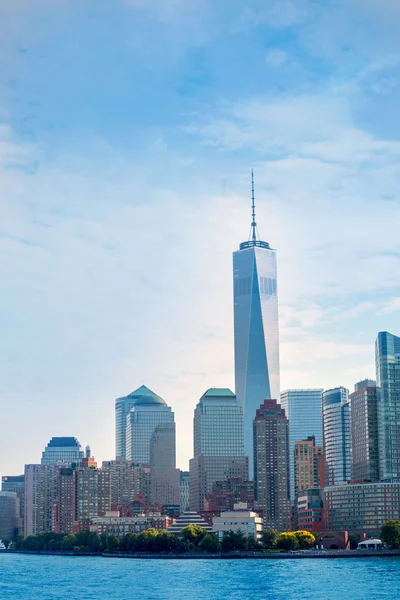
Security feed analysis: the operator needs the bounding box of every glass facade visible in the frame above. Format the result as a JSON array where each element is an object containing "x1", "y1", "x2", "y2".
[
  {"x1": 233, "y1": 243, "x2": 280, "y2": 477},
  {"x1": 280, "y1": 389, "x2": 323, "y2": 499},
  {"x1": 322, "y1": 387, "x2": 352, "y2": 486},
  {"x1": 349, "y1": 380, "x2": 379, "y2": 482},
  {"x1": 375, "y1": 331, "x2": 400, "y2": 481},
  {"x1": 125, "y1": 388, "x2": 175, "y2": 465},
  {"x1": 41, "y1": 437, "x2": 84, "y2": 465},
  {"x1": 189, "y1": 388, "x2": 248, "y2": 512}
]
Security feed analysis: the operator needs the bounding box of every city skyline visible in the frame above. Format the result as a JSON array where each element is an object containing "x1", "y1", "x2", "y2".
[{"x1": 2, "y1": 1, "x2": 400, "y2": 479}]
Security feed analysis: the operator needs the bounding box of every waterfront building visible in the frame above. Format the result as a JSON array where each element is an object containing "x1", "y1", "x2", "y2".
[
  {"x1": 280, "y1": 389, "x2": 323, "y2": 499},
  {"x1": 53, "y1": 467, "x2": 76, "y2": 534},
  {"x1": 74, "y1": 463, "x2": 110, "y2": 526},
  {"x1": 212, "y1": 502, "x2": 263, "y2": 540},
  {"x1": 293, "y1": 436, "x2": 324, "y2": 498},
  {"x1": 349, "y1": 379, "x2": 379, "y2": 482},
  {"x1": 294, "y1": 488, "x2": 324, "y2": 533},
  {"x1": 167, "y1": 511, "x2": 212, "y2": 534},
  {"x1": 233, "y1": 173, "x2": 280, "y2": 475},
  {"x1": 206, "y1": 478, "x2": 255, "y2": 512},
  {"x1": 1, "y1": 475, "x2": 25, "y2": 532},
  {"x1": 41, "y1": 437, "x2": 84, "y2": 465},
  {"x1": 91, "y1": 510, "x2": 173, "y2": 537},
  {"x1": 324, "y1": 481, "x2": 400, "y2": 534},
  {"x1": 189, "y1": 388, "x2": 248, "y2": 512},
  {"x1": 179, "y1": 471, "x2": 190, "y2": 512},
  {"x1": 102, "y1": 457, "x2": 150, "y2": 507},
  {"x1": 24, "y1": 464, "x2": 60, "y2": 536},
  {"x1": 150, "y1": 422, "x2": 180, "y2": 507},
  {"x1": 375, "y1": 332, "x2": 400, "y2": 481},
  {"x1": 322, "y1": 387, "x2": 352, "y2": 486},
  {"x1": 253, "y1": 399, "x2": 290, "y2": 532},
  {"x1": 125, "y1": 386, "x2": 175, "y2": 464},
  {"x1": 0, "y1": 491, "x2": 20, "y2": 542}
]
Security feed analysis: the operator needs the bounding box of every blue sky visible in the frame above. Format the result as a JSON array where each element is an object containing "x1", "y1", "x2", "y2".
[{"x1": 1, "y1": 0, "x2": 400, "y2": 475}]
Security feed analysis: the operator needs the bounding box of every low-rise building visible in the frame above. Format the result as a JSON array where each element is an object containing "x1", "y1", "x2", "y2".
[
  {"x1": 167, "y1": 510, "x2": 212, "y2": 534},
  {"x1": 91, "y1": 510, "x2": 172, "y2": 537},
  {"x1": 294, "y1": 488, "x2": 324, "y2": 533},
  {"x1": 324, "y1": 482, "x2": 400, "y2": 534},
  {"x1": 212, "y1": 503, "x2": 263, "y2": 540}
]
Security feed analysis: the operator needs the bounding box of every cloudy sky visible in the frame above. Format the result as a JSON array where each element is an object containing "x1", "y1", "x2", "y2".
[{"x1": 1, "y1": 0, "x2": 400, "y2": 476}]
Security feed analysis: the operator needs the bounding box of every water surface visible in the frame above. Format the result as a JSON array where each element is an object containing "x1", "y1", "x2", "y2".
[{"x1": 1, "y1": 554, "x2": 399, "y2": 599}]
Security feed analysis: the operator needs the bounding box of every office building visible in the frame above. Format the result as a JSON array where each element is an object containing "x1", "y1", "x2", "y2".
[
  {"x1": 150, "y1": 422, "x2": 180, "y2": 507},
  {"x1": 349, "y1": 380, "x2": 379, "y2": 482},
  {"x1": 41, "y1": 437, "x2": 84, "y2": 465},
  {"x1": 322, "y1": 387, "x2": 352, "y2": 486},
  {"x1": 189, "y1": 388, "x2": 248, "y2": 512},
  {"x1": 293, "y1": 436, "x2": 324, "y2": 498},
  {"x1": 0, "y1": 491, "x2": 20, "y2": 542},
  {"x1": 213, "y1": 503, "x2": 263, "y2": 540},
  {"x1": 233, "y1": 173, "x2": 280, "y2": 475},
  {"x1": 324, "y1": 482, "x2": 400, "y2": 534},
  {"x1": 53, "y1": 467, "x2": 76, "y2": 534},
  {"x1": 253, "y1": 399, "x2": 290, "y2": 532},
  {"x1": 294, "y1": 488, "x2": 324, "y2": 533},
  {"x1": 280, "y1": 389, "x2": 323, "y2": 499},
  {"x1": 125, "y1": 386, "x2": 175, "y2": 464},
  {"x1": 1, "y1": 475, "x2": 25, "y2": 531},
  {"x1": 180, "y1": 471, "x2": 190, "y2": 512},
  {"x1": 206, "y1": 478, "x2": 255, "y2": 513},
  {"x1": 376, "y1": 332, "x2": 400, "y2": 481}
]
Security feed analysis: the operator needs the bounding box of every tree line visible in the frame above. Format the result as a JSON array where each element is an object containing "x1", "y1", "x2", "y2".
[{"x1": 12, "y1": 526, "x2": 315, "y2": 554}]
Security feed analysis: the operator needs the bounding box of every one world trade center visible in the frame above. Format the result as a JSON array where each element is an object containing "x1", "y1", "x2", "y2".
[{"x1": 233, "y1": 172, "x2": 280, "y2": 477}]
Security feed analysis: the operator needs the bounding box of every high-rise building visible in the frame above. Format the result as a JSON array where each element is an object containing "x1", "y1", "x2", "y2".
[
  {"x1": 125, "y1": 386, "x2": 175, "y2": 465},
  {"x1": 322, "y1": 387, "x2": 352, "y2": 486},
  {"x1": 293, "y1": 436, "x2": 324, "y2": 498},
  {"x1": 74, "y1": 462, "x2": 110, "y2": 528},
  {"x1": 280, "y1": 389, "x2": 323, "y2": 499},
  {"x1": 294, "y1": 488, "x2": 324, "y2": 533},
  {"x1": 206, "y1": 478, "x2": 255, "y2": 513},
  {"x1": 24, "y1": 464, "x2": 60, "y2": 536},
  {"x1": 253, "y1": 399, "x2": 290, "y2": 532},
  {"x1": 150, "y1": 422, "x2": 180, "y2": 507},
  {"x1": 0, "y1": 491, "x2": 20, "y2": 542},
  {"x1": 102, "y1": 457, "x2": 149, "y2": 507},
  {"x1": 233, "y1": 173, "x2": 280, "y2": 476},
  {"x1": 1, "y1": 475, "x2": 25, "y2": 532},
  {"x1": 349, "y1": 380, "x2": 379, "y2": 482},
  {"x1": 41, "y1": 437, "x2": 84, "y2": 465},
  {"x1": 189, "y1": 388, "x2": 248, "y2": 512},
  {"x1": 376, "y1": 332, "x2": 400, "y2": 481},
  {"x1": 115, "y1": 385, "x2": 158, "y2": 459},
  {"x1": 53, "y1": 467, "x2": 76, "y2": 534},
  {"x1": 179, "y1": 471, "x2": 190, "y2": 513}
]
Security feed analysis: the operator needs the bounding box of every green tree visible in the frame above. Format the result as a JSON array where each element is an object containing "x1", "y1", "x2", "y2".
[
  {"x1": 246, "y1": 535, "x2": 261, "y2": 551},
  {"x1": 180, "y1": 525, "x2": 207, "y2": 546},
  {"x1": 221, "y1": 530, "x2": 247, "y2": 552},
  {"x1": 294, "y1": 530, "x2": 315, "y2": 549},
  {"x1": 276, "y1": 532, "x2": 299, "y2": 551},
  {"x1": 60, "y1": 534, "x2": 77, "y2": 551},
  {"x1": 15, "y1": 534, "x2": 24, "y2": 550},
  {"x1": 106, "y1": 535, "x2": 121, "y2": 553},
  {"x1": 87, "y1": 532, "x2": 103, "y2": 552},
  {"x1": 262, "y1": 528, "x2": 278, "y2": 550},
  {"x1": 348, "y1": 533, "x2": 359, "y2": 550},
  {"x1": 381, "y1": 520, "x2": 400, "y2": 549},
  {"x1": 199, "y1": 533, "x2": 220, "y2": 553}
]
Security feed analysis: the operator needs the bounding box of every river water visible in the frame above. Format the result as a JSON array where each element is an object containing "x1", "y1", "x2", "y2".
[{"x1": 1, "y1": 553, "x2": 399, "y2": 599}]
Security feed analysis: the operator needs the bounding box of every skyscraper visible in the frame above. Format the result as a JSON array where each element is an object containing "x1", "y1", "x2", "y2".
[
  {"x1": 375, "y1": 332, "x2": 400, "y2": 482},
  {"x1": 115, "y1": 385, "x2": 156, "y2": 459},
  {"x1": 0, "y1": 492, "x2": 20, "y2": 542},
  {"x1": 150, "y1": 422, "x2": 180, "y2": 507},
  {"x1": 349, "y1": 379, "x2": 379, "y2": 482},
  {"x1": 189, "y1": 388, "x2": 248, "y2": 512},
  {"x1": 24, "y1": 464, "x2": 59, "y2": 536},
  {"x1": 102, "y1": 457, "x2": 149, "y2": 507},
  {"x1": 293, "y1": 436, "x2": 324, "y2": 498},
  {"x1": 253, "y1": 399, "x2": 290, "y2": 532},
  {"x1": 41, "y1": 437, "x2": 84, "y2": 465},
  {"x1": 322, "y1": 387, "x2": 352, "y2": 486},
  {"x1": 1, "y1": 475, "x2": 25, "y2": 532},
  {"x1": 280, "y1": 389, "x2": 323, "y2": 499},
  {"x1": 233, "y1": 173, "x2": 280, "y2": 475},
  {"x1": 125, "y1": 386, "x2": 175, "y2": 465}
]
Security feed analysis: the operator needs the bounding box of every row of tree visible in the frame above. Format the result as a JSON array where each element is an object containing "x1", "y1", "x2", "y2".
[{"x1": 13, "y1": 526, "x2": 315, "y2": 554}]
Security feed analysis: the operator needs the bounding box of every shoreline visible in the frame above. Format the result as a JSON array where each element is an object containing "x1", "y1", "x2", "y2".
[{"x1": 4, "y1": 549, "x2": 400, "y2": 560}]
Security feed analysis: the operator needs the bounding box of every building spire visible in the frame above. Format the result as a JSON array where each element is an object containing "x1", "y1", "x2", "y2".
[{"x1": 251, "y1": 169, "x2": 257, "y2": 242}]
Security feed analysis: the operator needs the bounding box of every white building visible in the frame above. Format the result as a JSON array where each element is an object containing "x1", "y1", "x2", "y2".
[{"x1": 212, "y1": 503, "x2": 263, "y2": 540}]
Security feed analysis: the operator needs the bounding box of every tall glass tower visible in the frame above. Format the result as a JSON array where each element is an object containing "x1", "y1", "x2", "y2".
[
  {"x1": 376, "y1": 331, "x2": 400, "y2": 481},
  {"x1": 322, "y1": 387, "x2": 352, "y2": 486},
  {"x1": 233, "y1": 172, "x2": 280, "y2": 476}
]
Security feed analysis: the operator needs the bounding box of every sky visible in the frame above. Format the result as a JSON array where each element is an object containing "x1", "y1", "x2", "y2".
[{"x1": 1, "y1": 0, "x2": 400, "y2": 477}]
